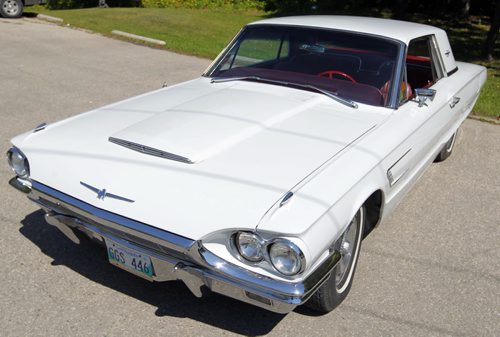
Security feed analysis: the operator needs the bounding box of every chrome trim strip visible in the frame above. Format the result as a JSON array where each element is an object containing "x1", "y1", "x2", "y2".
[
  {"x1": 108, "y1": 137, "x2": 194, "y2": 164},
  {"x1": 202, "y1": 27, "x2": 245, "y2": 76},
  {"x1": 389, "y1": 41, "x2": 407, "y2": 109},
  {"x1": 430, "y1": 35, "x2": 446, "y2": 80},
  {"x1": 29, "y1": 181, "x2": 195, "y2": 253}
]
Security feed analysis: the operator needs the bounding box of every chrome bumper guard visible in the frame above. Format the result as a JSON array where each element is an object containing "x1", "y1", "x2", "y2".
[{"x1": 12, "y1": 178, "x2": 341, "y2": 314}]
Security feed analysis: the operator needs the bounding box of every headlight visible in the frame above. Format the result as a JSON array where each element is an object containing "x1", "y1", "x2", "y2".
[
  {"x1": 6, "y1": 147, "x2": 30, "y2": 178},
  {"x1": 269, "y1": 240, "x2": 304, "y2": 276},
  {"x1": 235, "y1": 232, "x2": 264, "y2": 262}
]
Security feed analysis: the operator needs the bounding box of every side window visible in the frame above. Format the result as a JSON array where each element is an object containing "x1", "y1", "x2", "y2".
[{"x1": 401, "y1": 36, "x2": 443, "y2": 104}]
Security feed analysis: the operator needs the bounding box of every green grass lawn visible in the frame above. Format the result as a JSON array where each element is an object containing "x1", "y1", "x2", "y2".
[
  {"x1": 472, "y1": 63, "x2": 499, "y2": 118},
  {"x1": 31, "y1": 7, "x2": 263, "y2": 59},
  {"x1": 28, "y1": 7, "x2": 499, "y2": 118}
]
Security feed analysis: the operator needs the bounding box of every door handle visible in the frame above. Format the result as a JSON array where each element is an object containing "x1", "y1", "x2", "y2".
[{"x1": 449, "y1": 96, "x2": 460, "y2": 108}]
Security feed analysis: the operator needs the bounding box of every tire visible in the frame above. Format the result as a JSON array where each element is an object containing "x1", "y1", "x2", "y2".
[
  {"x1": 306, "y1": 206, "x2": 365, "y2": 313},
  {"x1": 434, "y1": 131, "x2": 457, "y2": 162},
  {"x1": 0, "y1": 0, "x2": 23, "y2": 18}
]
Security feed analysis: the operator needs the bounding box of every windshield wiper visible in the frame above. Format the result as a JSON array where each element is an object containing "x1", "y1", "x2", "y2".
[
  {"x1": 211, "y1": 76, "x2": 262, "y2": 83},
  {"x1": 211, "y1": 76, "x2": 358, "y2": 109},
  {"x1": 298, "y1": 83, "x2": 358, "y2": 109}
]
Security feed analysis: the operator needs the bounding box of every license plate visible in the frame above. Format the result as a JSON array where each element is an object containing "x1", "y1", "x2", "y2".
[{"x1": 105, "y1": 239, "x2": 154, "y2": 278}]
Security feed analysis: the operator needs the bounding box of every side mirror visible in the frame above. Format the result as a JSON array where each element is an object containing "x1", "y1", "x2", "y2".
[{"x1": 415, "y1": 88, "x2": 436, "y2": 107}]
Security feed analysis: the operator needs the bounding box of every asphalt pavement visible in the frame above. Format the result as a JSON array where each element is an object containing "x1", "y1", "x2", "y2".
[{"x1": 0, "y1": 18, "x2": 499, "y2": 337}]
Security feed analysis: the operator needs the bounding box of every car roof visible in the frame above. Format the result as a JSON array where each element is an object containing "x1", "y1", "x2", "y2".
[{"x1": 249, "y1": 15, "x2": 442, "y2": 45}]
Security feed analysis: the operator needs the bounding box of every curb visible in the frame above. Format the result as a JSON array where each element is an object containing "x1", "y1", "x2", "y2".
[
  {"x1": 468, "y1": 114, "x2": 500, "y2": 125},
  {"x1": 36, "y1": 14, "x2": 63, "y2": 23},
  {"x1": 111, "y1": 30, "x2": 166, "y2": 46}
]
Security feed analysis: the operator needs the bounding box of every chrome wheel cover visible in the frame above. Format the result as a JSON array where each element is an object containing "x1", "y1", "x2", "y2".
[
  {"x1": 335, "y1": 208, "x2": 363, "y2": 292},
  {"x1": 3, "y1": 0, "x2": 19, "y2": 16}
]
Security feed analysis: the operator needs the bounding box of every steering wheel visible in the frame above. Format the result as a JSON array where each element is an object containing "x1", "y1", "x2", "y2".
[{"x1": 318, "y1": 70, "x2": 357, "y2": 83}]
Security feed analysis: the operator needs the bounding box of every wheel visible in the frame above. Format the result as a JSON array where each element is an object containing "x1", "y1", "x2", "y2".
[
  {"x1": 318, "y1": 70, "x2": 357, "y2": 83},
  {"x1": 0, "y1": 0, "x2": 23, "y2": 18},
  {"x1": 434, "y1": 131, "x2": 457, "y2": 162},
  {"x1": 306, "y1": 206, "x2": 365, "y2": 313}
]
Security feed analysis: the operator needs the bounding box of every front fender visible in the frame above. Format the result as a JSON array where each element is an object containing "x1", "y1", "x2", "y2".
[{"x1": 256, "y1": 142, "x2": 388, "y2": 274}]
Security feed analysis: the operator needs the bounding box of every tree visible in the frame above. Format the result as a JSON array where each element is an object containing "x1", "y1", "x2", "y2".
[
  {"x1": 456, "y1": 0, "x2": 470, "y2": 19},
  {"x1": 393, "y1": 0, "x2": 409, "y2": 19},
  {"x1": 485, "y1": 0, "x2": 500, "y2": 60}
]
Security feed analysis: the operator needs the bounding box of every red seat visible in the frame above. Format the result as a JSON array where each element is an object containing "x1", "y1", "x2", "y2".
[{"x1": 380, "y1": 81, "x2": 413, "y2": 105}]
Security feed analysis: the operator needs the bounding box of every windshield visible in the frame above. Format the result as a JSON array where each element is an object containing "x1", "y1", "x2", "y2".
[{"x1": 206, "y1": 24, "x2": 400, "y2": 107}]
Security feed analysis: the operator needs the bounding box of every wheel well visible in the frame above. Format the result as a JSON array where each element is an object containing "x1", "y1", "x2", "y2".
[{"x1": 363, "y1": 190, "x2": 383, "y2": 238}]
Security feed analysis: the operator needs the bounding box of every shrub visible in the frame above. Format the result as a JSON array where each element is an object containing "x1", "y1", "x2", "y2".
[
  {"x1": 107, "y1": 0, "x2": 142, "y2": 6},
  {"x1": 261, "y1": 0, "x2": 372, "y2": 14},
  {"x1": 46, "y1": 0, "x2": 141, "y2": 9},
  {"x1": 46, "y1": 0, "x2": 261, "y2": 10},
  {"x1": 46, "y1": 0, "x2": 94, "y2": 9},
  {"x1": 141, "y1": 0, "x2": 263, "y2": 10},
  {"x1": 261, "y1": 0, "x2": 315, "y2": 13}
]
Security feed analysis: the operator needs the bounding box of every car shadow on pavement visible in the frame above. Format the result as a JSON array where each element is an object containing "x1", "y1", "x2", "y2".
[{"x1": 19, "y1": 210, "x2": 284, "y2": 335}]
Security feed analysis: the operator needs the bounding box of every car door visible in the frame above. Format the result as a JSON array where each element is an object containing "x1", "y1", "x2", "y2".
[{"x1": 382, "y1": 35, "x2": 456, "y2": 208}]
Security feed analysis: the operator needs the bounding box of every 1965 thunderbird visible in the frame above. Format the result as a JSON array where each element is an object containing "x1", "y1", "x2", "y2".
[{"x1": 7, "y1": 16, "x2": 486, "y2": 313}]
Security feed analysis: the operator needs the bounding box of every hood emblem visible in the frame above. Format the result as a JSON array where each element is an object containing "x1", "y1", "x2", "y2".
[{"x1": 80, "y1": 181, "x2": 135, "y2": 203}]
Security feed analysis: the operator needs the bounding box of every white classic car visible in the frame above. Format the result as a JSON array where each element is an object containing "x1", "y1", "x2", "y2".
[{"x1": 7, "y1": 16, "x2": 486, "y2": 314}]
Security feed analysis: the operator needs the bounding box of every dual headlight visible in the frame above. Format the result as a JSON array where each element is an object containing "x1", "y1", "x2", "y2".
[
  {"x1": 6, "y1": 147, "x2": 30, "y2": 178},
  {"x1": 234, "y1": 232, "x2": 304, "y2": 276}
]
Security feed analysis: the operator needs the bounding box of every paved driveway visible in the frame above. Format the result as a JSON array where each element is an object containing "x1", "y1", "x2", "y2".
[{"x1": 0, "y1": 18, "x2": 499, "y2": 337}]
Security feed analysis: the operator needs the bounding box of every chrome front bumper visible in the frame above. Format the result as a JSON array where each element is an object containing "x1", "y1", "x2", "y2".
[{"x1": 11, "y1": 177, "x2": 341, "y2": 314}]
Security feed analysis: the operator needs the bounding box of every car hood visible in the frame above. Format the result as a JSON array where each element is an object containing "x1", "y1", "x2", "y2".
[{"x1": 13, "y1": 78, "x2": 385, "y2": 240}]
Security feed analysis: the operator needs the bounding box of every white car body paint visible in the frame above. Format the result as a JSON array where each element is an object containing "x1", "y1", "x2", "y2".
[{"x1": 9, "y1": 16, "x2": 487, "y2": 301}]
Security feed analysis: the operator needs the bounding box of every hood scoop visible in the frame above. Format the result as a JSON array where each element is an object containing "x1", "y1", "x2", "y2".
[{"x1": 108, "y1": 137, "x2": 194, "y2": 164}]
